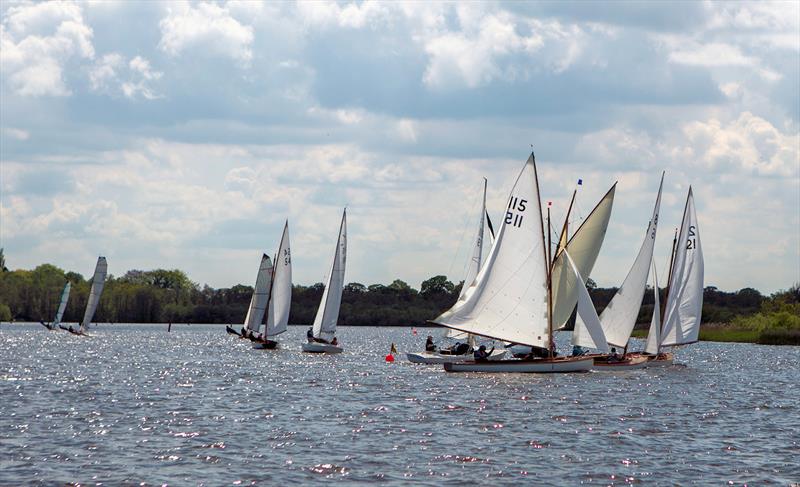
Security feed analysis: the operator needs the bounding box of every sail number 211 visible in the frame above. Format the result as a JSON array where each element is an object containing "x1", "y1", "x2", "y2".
[{"x1": 506, "y1": 197, "x2": 527, "y2": 228}]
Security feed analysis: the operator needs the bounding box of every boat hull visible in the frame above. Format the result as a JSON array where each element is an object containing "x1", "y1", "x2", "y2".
[
  {"x1": 407, "y1": 349, "x2": 507, "y2": 364},
  {"x1": 640, "y1": 352, "x2": 674, "y2": 367},
  {"x1": 592, "y1": 355, "x2": 649, "y2": 370},
  {"x1": 252, "y1": 340, "x2": 278, "y2": 350},
  {"x1": 444, "y1": 356, "x2": 593, "y2": 373},
  {"x1": 302, "y1": 342, "x2": 343, "y2": 354},
  {"x1": 40, "y1": 321, "x2": 55, "y2": 330}
]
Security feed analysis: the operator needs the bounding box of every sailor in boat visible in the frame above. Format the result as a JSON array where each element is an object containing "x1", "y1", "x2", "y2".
[
  {"x1": 474, "y1": 345, "x2": 494, "y2": 362},
  {"x1": 607, "y1": 347, "x2": 622, "y2": 362},
  {"x1": 571, "y1": 345, "x2": 588, "y2": 356},
  {"x1": 331, "y1": 337, "x2": 338, "y2": 346},
  {"x1": 425, "y1": 335, "x2": 436, "y2": 352}
]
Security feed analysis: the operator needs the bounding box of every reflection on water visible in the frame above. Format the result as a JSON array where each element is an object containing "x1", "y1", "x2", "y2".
[{"x1": 1, "y1": 323, "x2": 798, "y2": 485}]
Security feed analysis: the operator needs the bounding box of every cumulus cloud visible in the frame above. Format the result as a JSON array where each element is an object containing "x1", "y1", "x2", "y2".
[
  {"x1": 0, "y1": 1, "x2": 94, "y2": 96},
  {"x1": 159, "y1": 1, "x2": 254, "y2": 65}
]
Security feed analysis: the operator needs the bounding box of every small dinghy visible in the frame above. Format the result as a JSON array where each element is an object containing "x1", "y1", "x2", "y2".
[
  {"x1": 60, "y1": 256, "x2": 107, "y2": 337},
  {"x1": 444, "y1": 356, "x2": 593, "y2": 373},
  {"x1": 42, "y1": 282, "x2": 71, "y2": 330},
  {"x1": 407, "y1": 348, "x2": 506, "y2": 364},
  {"x1": 302, "y1": 209, "x2": 347, "y2": 354}
]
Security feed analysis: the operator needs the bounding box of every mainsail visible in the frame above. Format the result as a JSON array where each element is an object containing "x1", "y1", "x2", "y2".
[
  {"x1": 599, "y1": 174, "x2": 664, "y2": 347},
  {"x1": 266, "y1": 221, "x2": 292, "y2": 337},
  {"x1": 432, "y1": 153, "x2": 550, "y2": 348},
  {"x1": 660, "y1": 188, "x2": 704, "y2": 346},
  {"x1": 80, "y1": 256, "x2": 107, "y2": 331},
  {"x1": 644, "y1": 259, "x2": 661, "y2": 354},
  {"x1": 550, "y1": 184, "x2": 616, "y2": 329},
  {"x1": 312, "y1": 209, "x2": 347, "y2": 342},
  {"x1": 244, "y1": 254, "x2": 274, "y2": 332},
  {"x1": 565, "y1": 250, "x2": 610, "y2": 353},
  {"x1": 446, "y1": 178, "x2": 489, "y2": 340},
  {"x1": 53, "y1": 281, "x2": 71, "y2": 326}
]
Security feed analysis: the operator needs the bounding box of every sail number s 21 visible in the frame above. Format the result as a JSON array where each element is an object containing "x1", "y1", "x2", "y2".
[
  {"x1": 686, "y1": 225, "x2": 696, "y2": 250},
  {"x1": 506, "y1": 196, "x2": 527, "y2": 228}
]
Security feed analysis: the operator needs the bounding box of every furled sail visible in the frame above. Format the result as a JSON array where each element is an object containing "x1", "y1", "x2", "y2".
[
  {"x1": 53, "y1": 281, "x2": 71, "y2": 326},
  {"x1": 565, "y1": 250, "x2": 610, "y2": 353},
  {"x1": 312, "y1": 209, "x2": 347, "y2": 342},
  {"x1": 550, "y1": 184, "x2": 616, "y2": 329},
  {"x1": 644, "y1": 259, "x2": 661, "y2": 354},
  {"x1": 447, "y1": 179, "x2": 489, "y2": 340},
  {"x1": 244, "y1": 254, "x2": 273, "y2": 332},
  {"x1": 660, "y1": 188, "x2": 704, "y2": 346},
  {"x1": 266, "y1": 221, "x2": 292, "y2": 337},
  {"x1": 600, "y1": 174, "x2": 664, "y2": 347},
  {"x1": 80, "y1": 256, "x2": 107, "y2": 331},
  {"x1": 432, "y1": 153, "x2": 550, "y2": 348}
]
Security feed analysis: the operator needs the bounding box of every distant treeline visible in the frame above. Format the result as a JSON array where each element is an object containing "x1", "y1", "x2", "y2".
[{"x1": 0, "y1": 249, "x2": 795, "y2": 330}]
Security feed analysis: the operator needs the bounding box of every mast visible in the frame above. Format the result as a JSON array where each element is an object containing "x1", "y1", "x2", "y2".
[
  {"x1": 531, "y1": 152, "x2": 554, "y2": 359},
  {"x1": 263, "y1": 221, "x2": 286, "y2": 338},
  {"x1": 660, "y1": 227, "x2": 679, "y2": 331},
  {"x1": 557, "y1": 189, "x2": 577, "y2": 256}
]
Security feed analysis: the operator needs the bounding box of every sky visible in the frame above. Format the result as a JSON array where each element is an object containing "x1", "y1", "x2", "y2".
[{"x1": 1, "y1": 0, "x2": 798, "y2": 294}]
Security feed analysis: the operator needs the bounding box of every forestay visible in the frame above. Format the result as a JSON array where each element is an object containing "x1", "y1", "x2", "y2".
[
  {"x1": 447, "y1": 178, "x2": 488, "y2": 341},
  {"x1": 660, "y1": 188, "x2": 704, "y2": 346},
  {"x1": 644, "y1": 259, "x2": 661, "y2": 354},
  {"x1": 600, "y1": 175, "x2": 663, "y2": 347},
  {"x1": 80, "y1": 256, "x2": 107, "y2": 331},
  {"x1": 53, "y1": 282, "x2": 71, "y2": 326},
  {"x1": 432, "y1": 154, "x2": 550, "y2": 348},
  {"x1": 566, "y1": 250, "x2": 610, "y2": 353},
  {"x1": 550, "y1": 185, "x2": 616, "y2": 329},
  {"x1": 244, "y1": 254, "x2": 274, "y2": 333},
  {"x1": 312, "y1": 209, "x2": 347, "y2": 342},
  {"x1": 266, "y1": 221, "x2": 292, "y2": 337}
]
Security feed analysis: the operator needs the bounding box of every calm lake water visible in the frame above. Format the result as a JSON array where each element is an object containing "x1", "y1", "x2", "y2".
[{"x1": 1, "y1": 323, "x2": 798, "y2": 485}]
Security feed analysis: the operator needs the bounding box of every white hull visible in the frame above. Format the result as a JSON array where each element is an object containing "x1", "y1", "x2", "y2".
[
  {"x1": 302, "y1": 342, "x2": 343, "y2": 354},
  {"x1": 592, "y1": 355, "x2": 649, "y2": 371},
  {"x1": 444, "y1": 356, "x2": 593, "y2": 373},
  {"x1": 406, "y1": 349, "x2": 506, "y2": 364}
]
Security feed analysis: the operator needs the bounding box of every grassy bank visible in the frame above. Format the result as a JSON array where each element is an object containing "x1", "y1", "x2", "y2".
[{"x1": 630, "y1": 311, "x2": 800, "y2": 345}]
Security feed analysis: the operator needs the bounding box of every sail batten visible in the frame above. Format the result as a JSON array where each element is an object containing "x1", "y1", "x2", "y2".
[
  {"x1": 660, "y1": 188, "x2": 703, "y2": 346},
  {"x1": 80, "y1": 257, "x2": 107, "y2": 331},
  {"x1": 312, "y1": 209, "x2": 347, "y2": 342},
  {"x1": 266, "y1": 222, "x2": 292, "y2": 337},
  {"x1": 244, "y1": 254, "x2": 273, "y2": 332},
  {"x1": 600, "y1": 174, "x2": 664, "y2": 347},
  {"x1": 432, "y1": 154, "x2": 550, "y2": 348}
]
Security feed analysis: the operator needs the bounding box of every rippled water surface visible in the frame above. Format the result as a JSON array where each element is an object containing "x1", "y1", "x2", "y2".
[{"x1": 1, "y1": 324, "x2": 798, "y2": 485}]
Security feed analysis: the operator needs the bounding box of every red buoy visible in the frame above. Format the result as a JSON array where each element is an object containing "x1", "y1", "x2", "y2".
[{"x1": 385, "y1": 354, "x2": 395, "y2": 362}]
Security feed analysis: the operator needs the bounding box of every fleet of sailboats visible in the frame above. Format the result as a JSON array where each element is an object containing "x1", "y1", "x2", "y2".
[{"x1": 27, "y1": 151, "x2": 704, "y2": 373}]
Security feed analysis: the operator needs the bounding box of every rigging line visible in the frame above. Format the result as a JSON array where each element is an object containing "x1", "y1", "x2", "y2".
[{"x1": 445, "y1": 184, "x2": 483, "y2": 282}]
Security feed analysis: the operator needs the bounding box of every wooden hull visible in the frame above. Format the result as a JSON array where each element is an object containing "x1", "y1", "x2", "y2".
[
  {"x1": 444, "y1": 356, "x2": 593, "y2": 373},
  {"x1": 302, "y1": 342, "x2": 343, "y2": 354},
  {"x1": 407, "y1": 349, "x2": 507, "y2": 364},
  {"x1": 639, "y1": 352, "x2": 674, "y2": 367},
  {"x1": 252, "y1": 340, "x2": 278, "y2": 350},
  {"x1": 592, "y1": 355, "x2": 649, "y2": 370}
]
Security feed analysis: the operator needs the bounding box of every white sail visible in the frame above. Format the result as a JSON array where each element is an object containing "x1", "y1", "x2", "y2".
[
  {"x1": 565, "y1": 250, "x2": 610, "y2": 353},
  {"x1": 80, "y1": 256, "x2": 107, "y2": 331},
  {"x1": 266, "y1": 221, "x2": 292, "y2": 337},
  {"x1": 447, "y1": 179, "x2": 488, "y2": 340},
  {"x1": 312, "y1": 209, "x2": 347, "y2": 342},
  {"x1": 660, "y1": 188, "x2": 704, "y2": 346},
  {"x1": 244, "y1": 254, "x2": 273, "y2": 332},
  {"x1": 53, "y1": 281, "x2": 71, "y2": 326},
  {"x1": 550, "y1": 184, "x2": 616, "y2": 329},
  {"x1": 432, "y1": 154, "x2": 550, "y2": 348},
  {"x1": 644, "y1": 259, "x2": 661, "y2": 354},
  {"x1": 600, "y1": 175, "x2": 664, "y2": 347}
]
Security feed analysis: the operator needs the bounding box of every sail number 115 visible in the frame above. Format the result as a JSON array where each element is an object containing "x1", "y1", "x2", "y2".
[{"x1": 506, "y1": 197, "x2": 527, "y2": 228}]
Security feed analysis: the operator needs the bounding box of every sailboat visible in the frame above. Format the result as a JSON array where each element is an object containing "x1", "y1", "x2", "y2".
[
  {"x1": 302, "y1": 209, "x2": 347, "y2": 354},
  {"x1": 252, "y1": 221, "x2": 292, "y2": 349},
  {"x1": 568, "y1": 175, "x2": 664, "y2": 369},
  {"x1": 407, "y1": 179, "x2": 506, "y2": 364},
  {"x1": 436, "y1": 153, "x2": 595, "y2": 373},
  {"x1": 640, "y1": 187, "x2": 704, "y2": 365},
  {"x1": 60, "y1": 256, "x2": 107, "y2": 336},
  {"x1": 40, "y1": 281, "x2": 71, "y2": 330},
  {"x1": 226, "y1": 253, "x2": 273, "y2": 338}
]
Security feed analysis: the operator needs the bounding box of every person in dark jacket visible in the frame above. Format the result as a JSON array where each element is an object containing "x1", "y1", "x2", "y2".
[
  {"x1": 425, "y1": 335, "x2": 436, "y2": 352},
  {"x1": 306, "y1": 327, "x2": 314, "y2": 343},
  {"x1": 474, "y1": 345, "x2": 494, "y2": 362}
]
